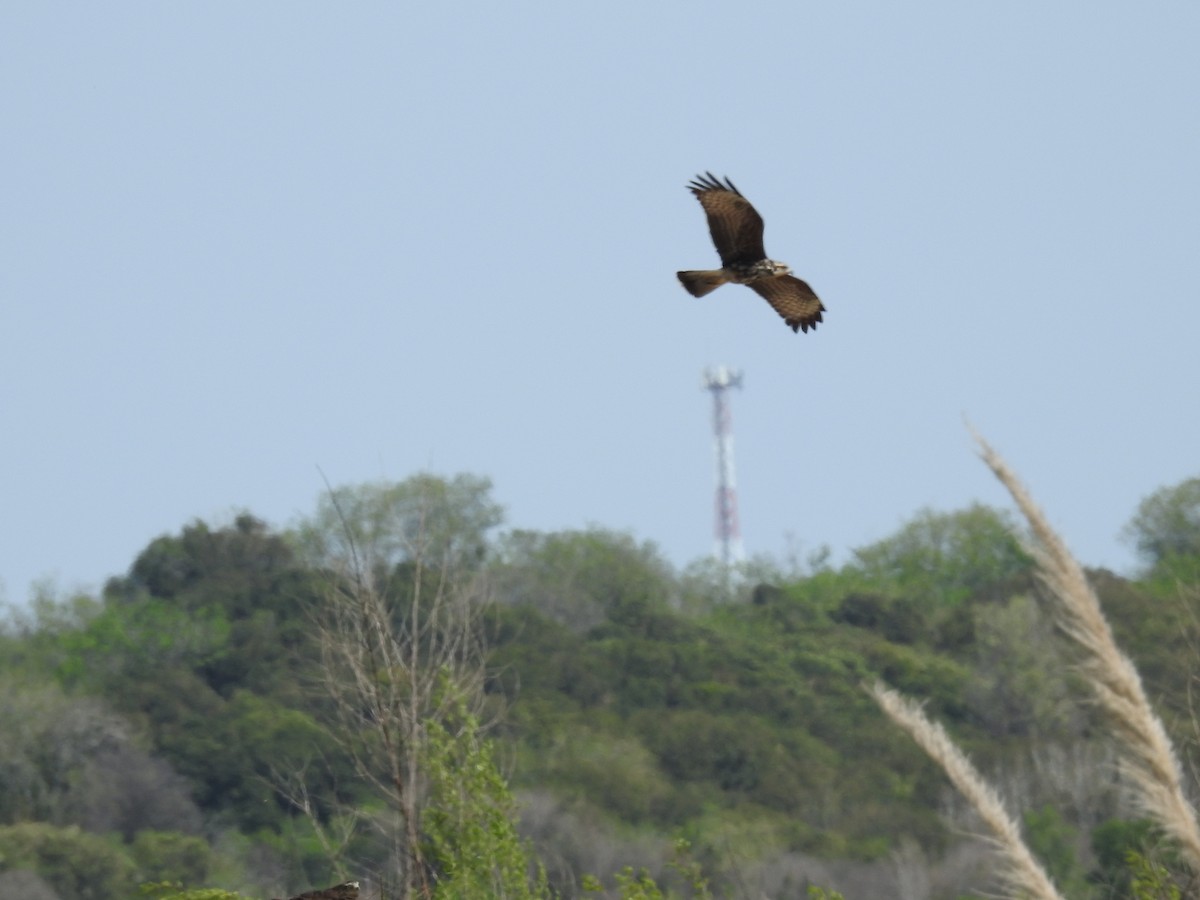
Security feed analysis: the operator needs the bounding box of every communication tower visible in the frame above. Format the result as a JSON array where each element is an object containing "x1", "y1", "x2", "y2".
[{"x1": 702, "y1": 365, "x2": 745, "y2": 565}]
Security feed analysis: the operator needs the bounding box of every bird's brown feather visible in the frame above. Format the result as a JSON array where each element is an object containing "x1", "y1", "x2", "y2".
[
  {"x1": 277, "y1": 882, "x2": 359, "y2": 900},
  {"x1": 681, "y1": 173, "x2": 826, "y2": 334},
  {"x1": 747, "y1": 275, "x2": 825, "y2": 333},
  {"x1": 687, "y1": 173, "x2": 767, "y2": 268}
]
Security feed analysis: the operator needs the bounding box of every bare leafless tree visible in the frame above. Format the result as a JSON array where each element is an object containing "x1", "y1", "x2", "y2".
[{"x1": 290, "y1": 476, "x2": 500, "y2": 899}]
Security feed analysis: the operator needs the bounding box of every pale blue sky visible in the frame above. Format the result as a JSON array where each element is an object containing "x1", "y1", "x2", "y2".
[{"x1": 3, "y1": 3, "x2": 1198, "y2": 603}]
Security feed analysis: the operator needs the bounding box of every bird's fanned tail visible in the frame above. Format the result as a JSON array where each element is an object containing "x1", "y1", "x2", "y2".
[{"x1": 677, "y1": 270, "x2": 729, "y2": 297}]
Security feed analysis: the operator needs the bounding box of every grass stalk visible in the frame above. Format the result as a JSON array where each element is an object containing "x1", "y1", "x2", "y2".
[
  {"x1": 973, "y1": 430, "x2": 1200, "y2": 870},
  {"x1": 870, "y1": 683, "x2": 1066, "y2": 900}
]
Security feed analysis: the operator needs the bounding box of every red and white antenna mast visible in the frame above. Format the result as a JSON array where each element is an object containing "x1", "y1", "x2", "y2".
[{"x1": 703, "y1": 365, "x2": 745, "y2": 566}]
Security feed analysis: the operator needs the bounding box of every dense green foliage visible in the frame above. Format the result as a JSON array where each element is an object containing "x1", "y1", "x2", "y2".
[
  {"x1": 1123, "y1": 478, "x2": 1200, "y2": 571},
  {"x1": 423, "y1": 692, "x2": 550, "y2": 899},
  {"x1": 1, "y1": 471, "x2": 1199, "y2": 898}
]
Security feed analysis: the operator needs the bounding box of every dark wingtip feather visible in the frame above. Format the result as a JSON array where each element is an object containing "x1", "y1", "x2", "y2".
[
  {"x1": 687, "y1": 172, "x2": 742, "y2": 198},
  {"x1": 788, "y1": 312, "x2": 823, "y2": 334}
]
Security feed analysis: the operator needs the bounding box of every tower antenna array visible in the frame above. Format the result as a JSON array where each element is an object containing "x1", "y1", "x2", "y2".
[{"x1": 702, "y1": 365, "x2": 745, "y2": 566}]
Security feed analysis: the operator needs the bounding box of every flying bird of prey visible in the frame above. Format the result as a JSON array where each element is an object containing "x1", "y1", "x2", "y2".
[{"x1": 677, "y1": 173, "x2": 825, "y2": 333}]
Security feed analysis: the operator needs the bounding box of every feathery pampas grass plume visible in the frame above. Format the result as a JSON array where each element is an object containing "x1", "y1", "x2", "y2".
[
  {"x1": 869, "y1": 683, "x2": 1066, "y2": 900},
  {"x1": 972, "y1": 429, "x2": 1200, "y2": 870}
]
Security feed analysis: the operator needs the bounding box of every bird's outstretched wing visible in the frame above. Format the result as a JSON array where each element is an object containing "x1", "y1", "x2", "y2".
[
  {"x1": 687, "y1": 172, "x2": 767, "y2": 268},
  {"x1": 748, "y1": 275, "x2": 826, "y2": 333}
]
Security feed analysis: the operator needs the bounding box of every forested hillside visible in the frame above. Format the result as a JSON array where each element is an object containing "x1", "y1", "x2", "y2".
[{"x1": 2, "y1": 472, "x2": 1199, "y2": 899}]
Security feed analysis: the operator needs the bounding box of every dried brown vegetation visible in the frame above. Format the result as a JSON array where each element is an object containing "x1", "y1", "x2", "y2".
[
  {"x1": 975, "y1": 431, "x2": 1200, "y2": 870},
  {"x1": 871, "y1": 432, "x2": 1200, "y2": 897}
]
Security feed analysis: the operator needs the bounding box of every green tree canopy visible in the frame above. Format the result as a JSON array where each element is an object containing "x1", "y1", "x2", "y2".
[
  {"x1": 0, "y1": 823, "x2": 137, "y2": 900},
  {"x1": 491, "y1": 527, "x2": 675, "y2": 632},
  {"x1": 850, "y1": 504, "x2": 1032, "y2": 607},
  {"x1": 295, "y1": 474, "x2": 503, "y2": 579},
  {"x1": 1123, "y1": 477, "x2": 1200, "y2": 570}
]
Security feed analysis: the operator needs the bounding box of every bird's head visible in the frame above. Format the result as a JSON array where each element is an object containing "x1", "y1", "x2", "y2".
[{"x1": 748, "y1": 259, "x2": 787, "y2": 277}]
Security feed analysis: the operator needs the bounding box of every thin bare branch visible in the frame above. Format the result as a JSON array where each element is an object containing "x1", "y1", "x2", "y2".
[
  {"x1": 268, "y1": 758, "x2": 357, "y2": 882},
  {"x1": 307, "y1": 480, "x2": 496, "y2": 898}
]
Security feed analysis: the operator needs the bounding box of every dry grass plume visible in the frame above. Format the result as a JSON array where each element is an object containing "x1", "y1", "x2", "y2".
[
  {"x1": 973, "y1": 429, "x2": 1200, "y2": 870},
  {"x1": 870, "y1": 683, "x2": 1066, "y2": 900}
]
